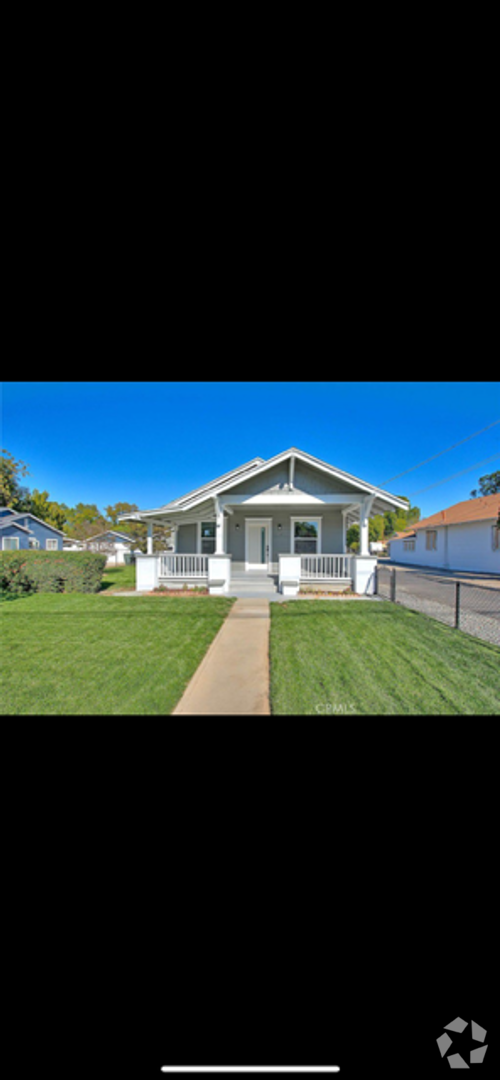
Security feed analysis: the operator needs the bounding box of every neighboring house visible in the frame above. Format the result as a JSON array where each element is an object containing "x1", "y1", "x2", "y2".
[
  {"x1": 83, "y1": 530, "x2": 135, "y2": 564},
  {"x1": 0, "y1": 507, "x2": 65, "y2": 551},
  {"x1": 387, "y1": 494, "x2": 500, "y2": 574},
  {"x1": 62, "y1": 536, "x2": 85, "y2": 551},
  {"x1": 118, "y1": 446, "x2": 407, "y2": 594}
]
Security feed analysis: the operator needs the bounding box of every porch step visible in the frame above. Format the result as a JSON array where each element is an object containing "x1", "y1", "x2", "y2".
[{"x1": 229, "y1": 574, "x2": 279, "y2": 598}]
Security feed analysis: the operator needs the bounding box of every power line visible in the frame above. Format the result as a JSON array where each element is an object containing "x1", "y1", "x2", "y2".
[
  {"x1": 379, "y1": 419, "x2": 500, "y2": 486},
  {"x1": 407, "y1": 453, "x2": 500, "y2": 497}
]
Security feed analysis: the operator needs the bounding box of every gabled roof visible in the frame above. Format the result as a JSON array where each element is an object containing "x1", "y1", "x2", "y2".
[
  {"x1": 0, "y1": 510, "x2": 65, "y2": 535},
  {"x1": 0, "y1": 518, "x2": 31, "y2": 533},
  {"x1": 119, "y1": 448, "x2": 408, "y2": 522},
  {"x1": 85, "y1": 530, "x2": 134, "y2": 543}
]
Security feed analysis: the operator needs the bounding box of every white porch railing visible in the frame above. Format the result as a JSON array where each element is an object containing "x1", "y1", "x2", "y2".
[
  {"x1": 159, "y1": 554, "x2": 209, "y2": 578},
  {"x1": 300, "y1": 554, "x2": 352, "y2": 580}
]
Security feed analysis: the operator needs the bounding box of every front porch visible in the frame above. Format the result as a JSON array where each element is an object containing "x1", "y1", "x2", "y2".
[{"x1": 135, "y1": 550, "x2": 368, "y2": 597}]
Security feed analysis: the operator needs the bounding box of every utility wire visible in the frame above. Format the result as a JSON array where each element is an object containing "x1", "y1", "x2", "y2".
[
  {"x1": 406, "y1": 453, "x2": 500, "y2": 497},
  {"x1": 379, "y1": 419, "x2": 500, "y2": 486}
]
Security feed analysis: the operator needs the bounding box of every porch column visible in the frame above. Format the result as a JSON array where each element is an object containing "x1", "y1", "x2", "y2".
[
  {"x1": 359, "y1": 497, "x2": 374, "y2": 556},
  {"x1": 147, "y1": 521, "x2": 153, "y2": 555},
  {"x1": 214, "y1": 497, "x2": 225, "y2": 554}
]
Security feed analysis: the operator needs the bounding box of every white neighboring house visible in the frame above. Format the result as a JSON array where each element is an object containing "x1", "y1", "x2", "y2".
[
  {"x1": 387, "y1": 494, "x2": 500, "y2": 574},
  {"x1": 118, "y1": 446, "x2": 408, "y2": 595},
  {"x1": 83, "y1": 530, "x2": 136, "y2": 565}
]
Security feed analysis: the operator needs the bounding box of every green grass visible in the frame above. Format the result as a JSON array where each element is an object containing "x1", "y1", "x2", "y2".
[
  {"x1": 1, "y1": 591, "x2": 234, "y2": 714},
  {"x1": 100, "y1": 562, "x2": 136, "y2": 592},
  {"x1": 269, "y1": 600, "x2": 500, "y2": 714}
]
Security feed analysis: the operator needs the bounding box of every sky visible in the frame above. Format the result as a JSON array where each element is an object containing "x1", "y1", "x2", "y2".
[{"x1": 1, "y1": 381, "x2": 499, "y2": 520}]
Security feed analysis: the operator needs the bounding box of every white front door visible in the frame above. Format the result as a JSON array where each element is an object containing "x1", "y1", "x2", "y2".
[{"x1": 246, "y1": 520, "x2": 271, "y2": 570}]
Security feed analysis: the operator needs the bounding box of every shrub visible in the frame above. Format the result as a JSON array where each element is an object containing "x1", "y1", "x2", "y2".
[{"x1": 0, "y1": 550, "x2": 107, "y2": 597}]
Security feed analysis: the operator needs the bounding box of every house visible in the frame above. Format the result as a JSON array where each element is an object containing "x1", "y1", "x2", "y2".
[
  {"x1": 0, "y1": 507, "x2": 65, "y2": 551},
  {"x1": 118, "y1": 447, "x2": 408, "y2": 595},
  {"x1": 387, "y1": 494, "x2": 500, "y2": 574},
  {"x1": 82, "y1": 530, "x2": 135, "y2": 565}
]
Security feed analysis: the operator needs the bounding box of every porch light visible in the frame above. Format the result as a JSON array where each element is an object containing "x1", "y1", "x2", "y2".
[
  {"x1": 277, "y1": 523, "x2": 282, "y2": 531},
  {"x1": 235, "y1": 523, "x2": 240, "y2": 530}
]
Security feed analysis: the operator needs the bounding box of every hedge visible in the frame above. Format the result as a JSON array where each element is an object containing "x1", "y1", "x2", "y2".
[{"x1": 0, "y1": 550, "x2": 108, "y2": 597}]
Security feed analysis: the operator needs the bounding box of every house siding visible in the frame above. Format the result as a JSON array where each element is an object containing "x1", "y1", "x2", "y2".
[
  {"x1": 1, "y1": 522, "x2": 30, "y2": 549},
  {"x1": 12, "y1": 516, "x2": 63, "y2": 549},
  {"x1": 176, "y1": 523, "x2": 197, "y2": 553},
  {"x1": 389, "y1": 519, "x2": 500, "y2": 574}
]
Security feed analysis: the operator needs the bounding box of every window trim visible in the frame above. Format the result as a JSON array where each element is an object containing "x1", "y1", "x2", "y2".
[
  {"x1": 197, "y1": 520, "x2": 216, "y2": 555},
  {"x1": 290, "y1": 516, "x2": 322, "y2": 555},
  {"x1": 2, "y1": 536, "x2": 20, "y2": 550}
]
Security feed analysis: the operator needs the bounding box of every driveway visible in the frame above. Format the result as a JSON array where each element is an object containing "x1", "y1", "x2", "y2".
[{"x1": 382, "y1": 560, "x2": 500, "y2": 589}]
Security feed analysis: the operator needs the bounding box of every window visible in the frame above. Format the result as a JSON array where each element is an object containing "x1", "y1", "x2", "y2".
[
  {"x1": 46, "y1": 539, "x2": 58, "y2": 550},
  {"x1": 493, "y1": 526, "x2": 500, "y2": 551},
  {"x1": 426, "y1": 530, "x2": 437, "y2": 551},
  {"x1": 2, "y1": 536, "x2": 19, "y2": 550},
  {"x1": 291, "y1": 518, "x2": 321, "y2": 554},
  {"x1": 404, "y1": 539, "x2": 415, "y2": 551},
  {"x1": 29, "y1": 538, "x2": 40, "y2": 549},
  {"x1": 200, "y1": 521, "x2": 216, "y2": 554}
]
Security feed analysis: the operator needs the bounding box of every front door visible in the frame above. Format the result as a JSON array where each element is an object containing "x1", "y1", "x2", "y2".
[{"x1": 246, "y1": 522, "x2": 270, "y2": 570}]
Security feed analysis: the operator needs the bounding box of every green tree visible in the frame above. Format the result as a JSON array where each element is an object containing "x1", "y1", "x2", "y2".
[
  {"x1": 64, "y1": 503, "x2": 108, "y2": 541},
  {"x1": 23, "y1": 489, "x2": 67, "y2": 531},
  {"x1": 383, "y1": 496, "x2": 420, "y2": 537},
  {"x1": 470, "y1": 471, "x2": 500, "y2": 498},
  {"x1": 0, "y1": 449, "x2": 30, "y2": 507}
]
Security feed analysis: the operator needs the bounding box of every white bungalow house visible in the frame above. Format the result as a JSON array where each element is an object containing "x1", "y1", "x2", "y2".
[
  {"x1": 118, "y1": 447, "x2": 408, "y2": 595},
  {"x1": 63, "y1": 530, "x2": 135, "y2": 563},
  {"x1": 387, "y1": 494, "x2": 500, "y2": 574}
]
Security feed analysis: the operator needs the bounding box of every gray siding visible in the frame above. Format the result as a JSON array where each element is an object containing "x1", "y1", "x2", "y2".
[
  {"x1": 176, "y1": 523, "x2": 197, "y2": 553},
  {"x1": 226, "y1": 508, "x2": 344, "y2": 561},
  {"x1": 293, "y1": 460, "x2": 360, "y2": 497}
]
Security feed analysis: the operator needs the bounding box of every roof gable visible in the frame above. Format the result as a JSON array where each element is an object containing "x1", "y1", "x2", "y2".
[
  {"x1": 183, "y1": 447, "x2": 408, "y2": 510},
  {"x1": 1, "y1": 511, "x2": 65, "y2": 535},
  {"x1": 0, "y1": 519, "x2": 31, "y2": 534}
]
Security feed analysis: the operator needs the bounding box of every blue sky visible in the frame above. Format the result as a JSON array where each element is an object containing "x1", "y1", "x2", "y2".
[{"x1": 1, "y1": 381, "x2": 499, "y2": 519}]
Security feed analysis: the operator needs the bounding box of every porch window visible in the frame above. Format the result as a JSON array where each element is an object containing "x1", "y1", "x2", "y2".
[
  {"x1": 292, "y1": 519, "x2": 321, "y2": 555},
  {"x1": 200, "y1": 521, "x2": 216, "y2": 554}
]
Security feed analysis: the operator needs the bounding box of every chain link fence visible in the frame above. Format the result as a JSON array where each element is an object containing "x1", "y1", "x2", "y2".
[{"x1": 375, "y1": 565, "x2": 500, "y2": 646}]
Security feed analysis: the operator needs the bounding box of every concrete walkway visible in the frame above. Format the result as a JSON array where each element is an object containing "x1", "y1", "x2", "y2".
[{"x1": 173, "y1": 598, "x2": 271, "y2": 715}]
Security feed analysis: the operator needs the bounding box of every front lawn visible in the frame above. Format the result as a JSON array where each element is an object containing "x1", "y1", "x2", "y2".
[
  {"x1": 269, "y1": 600, "x2": 500, "y2": 714},
  {"x1": 1, "y1": 592, "x2": 234, "y2": 714}
]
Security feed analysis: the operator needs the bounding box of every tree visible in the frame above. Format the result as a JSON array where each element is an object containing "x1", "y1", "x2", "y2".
[
  {"x1": 383, "y1": 497, "x2": 420, "y2": 537},
  {"x1": 63, "y1": 503, "x2": 108, "y2": 540},
  {"x1": 22, "y1": 488, "x2": 67, "y2": 531},
  {"x1": 0, "y1": 449, "x2": 30, "y2": 507},
  {"x1": 470, "y1": 471, "x2": 500, "y2": 498}
]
